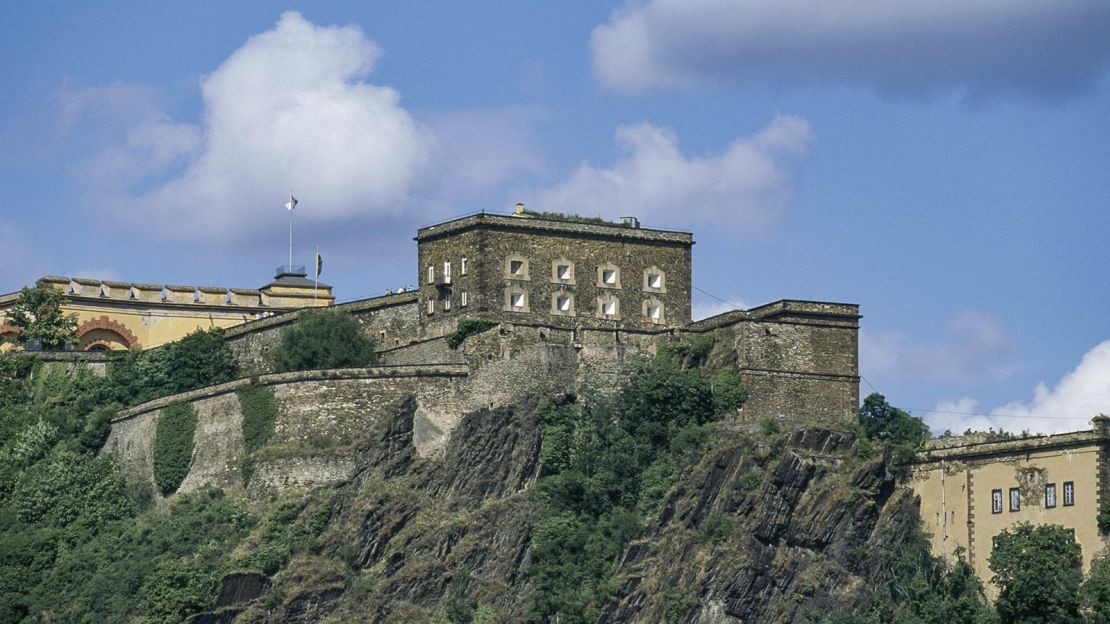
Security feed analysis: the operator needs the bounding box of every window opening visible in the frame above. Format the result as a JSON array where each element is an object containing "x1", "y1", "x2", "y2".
[
  {"x1": 510, "y1": 260, "x2": 524, "y2": 275},
  {"x1": 557, "y1": 265, "x2": 572, "y2": 281},
  {"x1": 647, "y1": 273, "x2": 662, "y2": 289},
  {"x1": 557, "y1": 295, "x2": 572, "y2": 312},
  {"x1": 427, "y1": 265, "x2": 435, "y2": 284},
  {"x1": 444, "y1": 262, "x2": 452, "y2": 284},
  {"x1": 1046, "y1": 483, "x2": 1057, "y2": 508},
  {"x1": 1009, "y1": 487, "x2": 1020, "y2": 512},
  {"x1": 991, "y1": 489, "x2": 1002, "y2": 514},
  {"x1": 602, "y1": 269, "x2": 617, "y2": 285},
  {"x1": 461, "y1": 257, "x2": 468, "y2": 275},
  {"x1": 511, "y1": 292, "x2": 525, "y2": 309},
  {"x1": 461, "y1": 291, "x2": 468, "y2": 307},
  {"x1": 1064, "y1": 481, "x2": 1075, "y2": 506}
]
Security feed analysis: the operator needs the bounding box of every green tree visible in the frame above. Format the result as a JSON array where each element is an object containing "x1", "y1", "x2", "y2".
[
  {"x1": 1081, "y1": 552, "x2": 1110, "y2": 623},
  {"x1": 7, "y1": 285, "x2": 77, "y2": 349},
  {"x1": 989, "y1": 522, "x2": 1082, "y2": 624},
  {"x1": 272, "y1": 310, "x2": 377, "y2": 372}
]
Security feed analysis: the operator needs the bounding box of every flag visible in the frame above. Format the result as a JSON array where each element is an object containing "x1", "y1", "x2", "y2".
[
  {"x1": 315, "y1": 252, "x2": 323, "y2": 277},
  {"x1": 285, "y1": 194, "x2": 298, "y2": 211}
]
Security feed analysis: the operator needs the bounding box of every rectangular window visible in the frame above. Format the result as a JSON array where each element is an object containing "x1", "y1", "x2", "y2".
[
  {"x1": 557, "y1": 265, "x2": 572, "y2": 281},
  {"x1": 602, "y1": 269, "x2": 617, "y2": 285},
  {"x1": 427, "y1": 265, "x2": 434, "y2": 284},
  {"x1": 1046, "y1": 483, "x2": 1057, "y2": 508},
  {"x1": 647, "y1": 304, "x2": 661, "y2": 320},
  {"x1": 444, "y1": 262, "x2": 452, "y2": 284},
  {"x1": 510, "y1": 260, "x2": 524, "y2": 275},
  {"x1": 461, "y1": 257, "x2": 468, "y2": 275},
  {"x1": 992, "y1": 489, "x2": 1003, "y2": 514},
  {"x1": 461, "y1": 291, "x2": 468, "y2": 307},
  {"x1": 647, "y1": 273, "x2": 662, "y2": 289},
  {"x1": 1009, "y1": 487, "x2": 1020, "y2": 512},
  {"x1": 511, "y1": 292, "x2": 525, "y2": 309},
  {"x1": 557, "y1": 295, "x2": 571, "y2": 312},
  {"x1": 444, "y1": 296, "x2": 451, "y2": 311},
  {"x1": 602, "y1": 300, "x2": 616, "y2": 315},
  {"x1": 426, "y1": 298, "x2": 435, "y2": 314},
  {"x1": 379, "y1": 330, "x2": 386, "y2": 343},
  {"x1": 1064, "y1": 481, "x2": 1075, "y2": 506}
]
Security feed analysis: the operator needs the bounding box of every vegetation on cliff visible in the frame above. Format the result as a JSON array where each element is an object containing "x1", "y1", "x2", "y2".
[{"x1": 5, "y1": 285, "x2": 78, "y2": 349}]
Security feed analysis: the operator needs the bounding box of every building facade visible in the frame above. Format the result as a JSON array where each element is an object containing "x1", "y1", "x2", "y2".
[
  {"x1": 909, "y1": 417, "x2": 1110, "y2": 597},
  {"x1": 415, "y1": 209, "x2": 693, "y2": 338},
  {"x1": 0, "y1": 267, "x2": 333, "y2": 352}
]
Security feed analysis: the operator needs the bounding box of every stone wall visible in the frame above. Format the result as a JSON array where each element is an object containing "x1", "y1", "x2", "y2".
[{"x1": 225, "y1": 292, "x2": 420, "y2": 373}]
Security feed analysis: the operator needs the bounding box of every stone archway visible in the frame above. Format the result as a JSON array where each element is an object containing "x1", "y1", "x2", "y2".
[{"x1": 76, "y1": 316, "x2": 142, "y2": 351}]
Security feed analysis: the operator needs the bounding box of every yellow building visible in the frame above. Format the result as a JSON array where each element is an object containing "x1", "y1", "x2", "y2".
[
  {"x1": 0, "y1": 267, "x2": 334, "y2": 352},
  {"x1": 908, "y1": 417, "x2": 1110, "y2": 597}
]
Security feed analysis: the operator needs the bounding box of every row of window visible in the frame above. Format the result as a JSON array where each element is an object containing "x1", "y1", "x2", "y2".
[
  {"x1": 426, "y1": 257, "x2": 667, "y2": 292},
  {"x1": 991, "y1": 481, "x2": 1074, "y2": 514},
  {"x1": 425, "y1": 289, "x2": 666, "y2": 323}
]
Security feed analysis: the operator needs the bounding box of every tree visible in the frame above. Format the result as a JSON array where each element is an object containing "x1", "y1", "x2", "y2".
[
  {"x1": 271, "y1": 310, "x2": 377, "y2": 372},
  {"x1": 858, "y1": 393, "x2": 930, "y2": 464},
  {"x1": 988, "y1": 522, "x2": 1083, "y2": 624},
  {"x1": 6, "y1": 285, "x2": 77, "y2": 349},
  {"x1": 1081, "y1": 552, "x2": 1110, "y2": 623}
]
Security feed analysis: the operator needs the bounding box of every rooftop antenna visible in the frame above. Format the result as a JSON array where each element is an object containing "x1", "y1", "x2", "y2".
[{"x1": 285, "y1": 193, "x2": 298, "y2": 271}]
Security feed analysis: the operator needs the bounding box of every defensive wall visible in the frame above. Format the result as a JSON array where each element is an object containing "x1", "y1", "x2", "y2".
[{"x1": 908, "y1": 417, "x2": 1110, "y2": 597}]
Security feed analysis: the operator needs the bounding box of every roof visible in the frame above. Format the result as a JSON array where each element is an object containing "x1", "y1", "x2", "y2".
[{"x1": 416, "y1": 212, "x2": 694, "y2": 246}]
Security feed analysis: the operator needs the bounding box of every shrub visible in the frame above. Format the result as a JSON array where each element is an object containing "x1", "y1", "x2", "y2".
[
  {"x1": 271, "y1": 311, "x2": 377, "y2": 372},
  {"x1": 153, "y1": 402, "x2": 197, "y2": 496},
  {"x1": 446, "y1": 318, "x2": 497, "y2": 350},
  {"x1": 108, "y1": 328, "x2": 238, "y2": 406},
  {"x1": 989, "y1": 522, "x2": 1082, "y2": 624}
]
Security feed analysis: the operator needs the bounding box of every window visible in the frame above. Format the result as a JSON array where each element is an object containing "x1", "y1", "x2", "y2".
[
  {"x1": 510, "y1": 260, "x2": 524, "y2": 275},
  {"x1": 603, "y1": 269, "x2": 617, "y2": 284},
  {"x1": 597, "y1": 263, "x2": 621, "y2": 288},
  {"x1": 427, "y1": 265, "x2": 435, "y2": 284},
  {"x1": 647, "y1": 304, "x2": 661, "y2": 320},
  {"x1": 992, "y1": 489, "x2": 1003, "y2": 514},
  {"x1": 379, "y1": 330, "x2": 386, "y2": 343},
  {"x1": 1009, "y1": 487, "x2": 1020, "y2": 512},
  {"x1": 557, "y1": 265, "x2": 572, "y2": 281},
  {"x1": 461, "y1": 257, "x2": 468, "y2": 275},
  {"x1": 461, "y1": 291, "x2": 468, "y2": 307},
  {"x1": 444, "y1": 295, "x2": 452, "y2": 311},
  {"x1": 1064, "y1": 481, "x2": 1075, "y2": 506},
  {"x1": 511, "y1": 292, "x2": 526, "y2": 309},
  {"x1": 444, "y1": 262, "x2": 452, "y2": 284},
  {"x1": 643, "y1": 266, "x2": 666, "y2": 292},
  {"x1": 505, "y1": 255, "x2": 530, "y2": 280},
  {"x1": 426, "y1": 298, "x2": 435, "y2": 314},
  {"x1": 557, "y1": 295, "x2": 572, "y2": 312},
  {"x1": 647, "y1": 273, "x2": 662, "y2": 289},
  {"x1": 1046, "y1": 483, "x2": 1057, "y2": 508},
  {"x1": 601, "y1": 300, "x2": 617, "y2": 316}
]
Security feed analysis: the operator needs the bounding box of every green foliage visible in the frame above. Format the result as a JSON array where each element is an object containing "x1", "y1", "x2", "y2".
[
  {"x1": 139, "y1": 555, "x2": 219, "y2": 624},
  {"x1": 522, "y1": 209, "x2": 631, "y2": 227},
  {"x1": 698, "y1": 511, "x2": 734, "y2": 544},
  {"x1": 660, "y1": 587, "x2": 694, "y2": 623},
  {"x1": 1081, "y1": 552, "x2": 1110, "y2": 623},
  {"x1": 989, "y1": 522, "x2": 1083, "y2": 624},
  {"x1": 272, "y1": 310, "x2": 377, "y2": 372},
  {"x1": 528, "y1": 349, "x2": 745, "y2": 622},
  {"x1": 234, "y1": 498, "x2": 329, "y2": 576},
  {"x1": 107, "y1": 327, "x2": 238, "y2": 406},
  {"x1": 858, "y1": 393, "x2": 930, "y2": 464},
  {"x1": 1099, "y1": 500, "x2": 1110, "y2": 534},
  {"x1": 446, "y1": 318, "x2": 498, "y2": 349},
  {"x1": 153, "y1": 402, "x2": 197, "y2": 496},
  {"x1": 237, "y1": 384, "x2": 278, "y2": 484},
  {"x1": 7, "y1": 285, "x2": 78, "y2": 349}
]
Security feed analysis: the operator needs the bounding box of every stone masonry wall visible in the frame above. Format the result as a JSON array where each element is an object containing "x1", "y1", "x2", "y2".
[{"x1": 225, "y1": 292, "x2": 420, "y2": 373}]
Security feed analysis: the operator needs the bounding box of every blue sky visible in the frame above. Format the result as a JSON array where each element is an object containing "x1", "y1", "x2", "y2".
[{"x1": 2, "y1": 2, "x2": 1109, "y2": 435}]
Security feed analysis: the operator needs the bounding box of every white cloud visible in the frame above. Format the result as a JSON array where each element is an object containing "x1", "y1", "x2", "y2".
[
  {"x1": 94, "y1": 12, "x2": 432, "y2": 239},
  {"x1": 692, "y1": 298, "x2": 750, "y2": 321},
  {"x1": 927, "y1": 341, "x2": 1110, "y2": 435},
  {"x1": 861, "y1": 311, "x2": 1019, "y2": 384},
  {"x1": 592, "y1": 0, "x2": 1110, "y2": 97},
  {"x1": 530, "y1": 115, "x2": 811, "y2": 233}
]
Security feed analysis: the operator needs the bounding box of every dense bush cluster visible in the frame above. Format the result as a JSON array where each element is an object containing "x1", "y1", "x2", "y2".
[
  {"x1": 237, "y1": 384, "x2": 278, "y2": 484},
  {"x1": 153, "y1": 402, "x2": 198, "y2": 496},
  {"x1": 445, "y1": 318, "x2": 498, "y2": 349},
  {"x1": 272, "y1": 310, "x2": 377, "y2": 372}
]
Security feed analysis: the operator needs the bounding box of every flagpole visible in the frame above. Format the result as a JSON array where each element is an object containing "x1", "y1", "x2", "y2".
[
  {"x1": 288, "y1": 203, "x2": 293, "y2": 269},
  {"x1": 314, "y1": 246, "x2": 319, "y2": 305}
]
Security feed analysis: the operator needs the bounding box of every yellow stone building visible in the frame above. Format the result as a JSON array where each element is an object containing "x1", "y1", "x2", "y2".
[
  {"x1": 0, "y1": 267, "x2": 334, "y2": 352},
  {"x1": 908, "y1": 417, "x2": 1110, "y2": 597}
]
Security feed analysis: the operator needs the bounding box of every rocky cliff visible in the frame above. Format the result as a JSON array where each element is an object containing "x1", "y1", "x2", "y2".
[{"x1": 192, "y1": 390, "x2": 922, "y2": 624}]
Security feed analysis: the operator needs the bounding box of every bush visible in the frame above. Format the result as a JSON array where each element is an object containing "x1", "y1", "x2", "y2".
[
  {"x1": 989, "y1": 522, "x2": 1082, "y2": 624},
  {"x1": 238, "y1": 385, "x2": 278, "y2": 484},
  {"x1": 446, "y1": 318, "x2": 497, "y2": 350},
  {"x1": 153, "y1": 402, "x2": 197, "y2": 496},
  {"x1": 272, "y1": 311, "x2": 377, "y2": 372},
  {"x1": 108, "y1": 328, "x2": 238, "y2": 406}
]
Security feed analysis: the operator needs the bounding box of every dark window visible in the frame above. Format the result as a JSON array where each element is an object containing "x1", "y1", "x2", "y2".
[
  {"x1": 1046, "y1": 483, "x2": 1057, "y2": 508},
  {"x1": 1009, "y1": 487, "x2": 1020, "y2": 512},
  {"x1": 1064, "y1": 481, "x2": 1075, "y2": 506},
  {"x1": 992, "y1": 489, "x2": 1003, "y2": 514}
]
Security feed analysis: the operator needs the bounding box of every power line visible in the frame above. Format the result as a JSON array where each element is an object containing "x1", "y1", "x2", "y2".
[{"x1": 691, "y1": 285, "x2": 744, "y2": 310}]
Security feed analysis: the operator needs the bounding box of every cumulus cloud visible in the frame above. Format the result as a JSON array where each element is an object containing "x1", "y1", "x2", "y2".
[
  {"x1": 592, "y1": 0, "x2": 1110, "y2": 97},
  {"x1": 928, "y1": 341, "x2": 1110, "y2": 435},
  {"x1": 861, "y1": 311, "x2": 1019, "y2": 385},
  {"x1": 531, "y1": 115, "x2": 811, "y2": 233},
  {"x1": 90, "y1": 12, "x2": 432, "y2": 239}
]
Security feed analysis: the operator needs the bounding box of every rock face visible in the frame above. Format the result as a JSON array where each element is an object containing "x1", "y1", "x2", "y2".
[{"x1": 221, "y1": 399, "x2": 920, "y2": 624}]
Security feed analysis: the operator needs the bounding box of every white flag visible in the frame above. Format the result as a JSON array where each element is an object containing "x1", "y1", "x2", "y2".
[{"x1": 285, "y1": 194, "x2": 298, "y2": 211}]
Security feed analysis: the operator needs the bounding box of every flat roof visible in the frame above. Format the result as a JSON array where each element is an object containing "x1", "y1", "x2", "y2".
[{"x1": 416, "y1": 212, "x2": 694, "y2": 246}]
